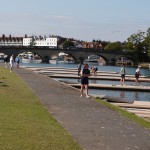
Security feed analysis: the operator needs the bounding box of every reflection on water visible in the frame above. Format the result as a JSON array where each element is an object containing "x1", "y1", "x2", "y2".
[
  {"x1": 20, "y1": 62, "x2": 150, "y2": 102},
  {"x1": 134, "y1": 91, "x2": 139, "y2": 100},
  {"x1": 120, "y1": 91, "x2": 125, "y2": 99},
  {"x1": 89, "y1": 89, "x2": 150, "y2": 102},
  {"x1": 53, "y1": 77, "x2": 150, "y2": 102}
]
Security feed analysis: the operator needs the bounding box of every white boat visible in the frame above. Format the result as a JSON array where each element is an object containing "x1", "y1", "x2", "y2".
[
  {"x1": 58, "y1": 60, "x2": 75, "y2": 64},
  {"x1": 85, "y1": 59, "x2": 98, "y2": 63},
  {"x1": 0, "y1": 53, "x2": 7, "y2": 62},
  {"x1": 18, "y1": 52, "x2": 42, "y2": 64},
  {"x1": 49, "y1": 59, "x2": 58, "y2": 64},
  {"x1": 21, "y1": 58, "x2": 42, "y2": 63}
]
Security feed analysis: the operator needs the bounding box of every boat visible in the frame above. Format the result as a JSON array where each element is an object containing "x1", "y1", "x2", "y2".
[
  {"x1": 49, "y1": 59, "x2": 58, "y2": 64},
  {"x1": 0, "y1": 53, "x2": 7, "y2": 62},
  {"x1": 84, "y1": 55, "x2": 100, "y2": 63},
  {"x1": 65, "y1": 59, "x2": 75, "y2": 64},
  {"x1": 85, "y1": 59, "x2": 98, "y2": 63},
  {"x1": 21, "y1": 57, "x2": 42, "y2": 63},
  {"x1": 18, "y1": 52, "x2": 42, "y2": 63},
  {"x1": 58, "y1": 59, "x2": 75, "y2": 64}
]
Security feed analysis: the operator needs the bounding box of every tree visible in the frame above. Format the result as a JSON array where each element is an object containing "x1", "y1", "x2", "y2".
[
  {"x1": 63, "y1": 40, "x2": 74, "y2": 49},
  {"x1": 127, "y1": 30, "x2": 146, "y2": 62},
  {"x1": 143, "y1": 28, "x2": 150, "y2": 58},
  {"x1": 127, "y1": 30, "x2": 145, "y2": 45},
  {"x1": 122, "y1": 41, "x2": 134, "y2": 50},
  {"x1": 29, "y1": 36, "x2": 36, "y2": 47},
  {"x1": 104, "y1": 42, "x2": 122, "y2": 52}
]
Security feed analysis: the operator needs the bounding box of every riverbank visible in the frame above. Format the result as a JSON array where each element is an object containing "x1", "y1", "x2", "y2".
[
  {"x1": 11, "y1": 65, "x2": 150, "y2": 150},
  {"x1": 1, "y1": 63, "x2": 150, "y2": 149}
]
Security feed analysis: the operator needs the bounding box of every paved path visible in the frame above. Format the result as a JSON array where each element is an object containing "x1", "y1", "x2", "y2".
[{"x1": 11, "y1": 66, "x2": 150, "y2": 150}]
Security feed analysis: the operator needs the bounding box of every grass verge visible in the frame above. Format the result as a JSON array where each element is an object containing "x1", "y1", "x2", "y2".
[
  {"x1": 96, "y1": 98, "x2": 150, "y2": 129},
  {"x1": 0, "y1": 66, "x2": 82, "y2": 150}
]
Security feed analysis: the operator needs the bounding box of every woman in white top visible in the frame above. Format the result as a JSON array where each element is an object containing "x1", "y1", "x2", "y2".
[
  {"x1": 9, "y1": 55, "x2": 14, "y2": 71},
  {"x1": 135, "y1": 66, "x2": 141, "y2": 85}
]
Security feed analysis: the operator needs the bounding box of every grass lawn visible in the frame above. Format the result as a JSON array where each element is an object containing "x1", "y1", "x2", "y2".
[
  {"x1": 0, "y1": 66, "x2": 82, "y2": 150},
  {"x1": 96, "y1": 98, "x2": 150, "y2": 129}
]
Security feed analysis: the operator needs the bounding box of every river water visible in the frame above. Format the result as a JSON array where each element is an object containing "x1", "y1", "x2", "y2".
[{"x1": 20, "y1": 62, "x2": 150, "y2": 102}]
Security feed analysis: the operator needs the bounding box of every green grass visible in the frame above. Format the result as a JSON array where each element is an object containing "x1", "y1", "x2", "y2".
[
  {"x1": 0, "y1": 67, "x2": 82, "y2": 150},
  {"x1": 96, "y1": 98, "x2": 150, "y2": 129}
]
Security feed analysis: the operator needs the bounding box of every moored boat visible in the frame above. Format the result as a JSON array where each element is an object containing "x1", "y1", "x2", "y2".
[
  {"x1": 0, "y1": 53, "x2": 7, "y2": 62},
  {"x1": 21, "y1": 58, "x2": 42, "y2": 63},
  {"x1": 49, "y1": 59, "x2": 58, "y2": 64}
]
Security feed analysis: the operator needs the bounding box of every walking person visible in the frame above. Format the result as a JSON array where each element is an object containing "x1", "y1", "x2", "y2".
[
  {"x1": 77, "y1": 62, "x2": 82, "y2": 76},
  {"x1": 9, "y1": 54, "x2": 14, "y2": 72},
  {"x1": 80, "y1": 64, "x2": 91, "y2": 98},
  {"x1": 15, "y1": 56, "x2": 20, "y2": 68},
  {"x1": 135, "y1": 66, "x2": 141, "y2": 86},
  {"x1": 120, "y1": 64, "x2": 126, "y2": 86}
]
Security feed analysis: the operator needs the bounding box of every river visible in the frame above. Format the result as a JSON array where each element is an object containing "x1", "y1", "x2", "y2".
[{"x1": 20, "y1": 62, "x2": 150, "y2": 102}]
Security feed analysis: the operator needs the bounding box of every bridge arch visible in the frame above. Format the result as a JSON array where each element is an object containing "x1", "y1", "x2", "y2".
[{"x1": 0, "y1": 47, "x2": 127, "y2": 64}]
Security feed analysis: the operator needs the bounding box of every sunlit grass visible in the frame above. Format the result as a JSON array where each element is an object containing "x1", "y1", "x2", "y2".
[
  {"x1": 96, "y1": 98, "x2": 150, "y2": 129},
  {"x1": 0, "y1": 66, "x2": 82, "y2": 150}
]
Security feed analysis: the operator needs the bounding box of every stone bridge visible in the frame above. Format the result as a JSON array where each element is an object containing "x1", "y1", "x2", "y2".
[{"x1": 0, "y1": 47, "x2": 127, "y2": 64}]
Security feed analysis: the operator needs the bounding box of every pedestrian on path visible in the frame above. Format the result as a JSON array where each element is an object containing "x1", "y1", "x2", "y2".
[
  {"x1": 135, "y1": 66, "x2": 141, "y2": 86},
  {"x1": 9, "y1": 54, "x2": 14, "y2": 72},
  {"x1": 80, "y1": 64, "x2": 91, "y2": 98},
  {"x1": 15, "y1": 56, "x2": 20, "y2": 68},
  {"x1": 120, "y1": 64, "x2": 126, "y2": 86}
]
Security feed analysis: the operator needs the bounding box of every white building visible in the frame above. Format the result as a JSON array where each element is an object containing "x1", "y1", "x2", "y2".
[{"x1": 23, "y1": 37, "x2": 57, "y2": 47}]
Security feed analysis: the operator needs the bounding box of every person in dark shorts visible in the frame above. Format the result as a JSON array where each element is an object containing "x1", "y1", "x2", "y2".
[{"x1": 80, "y1": 64, "x2": 91, "y2": 98}]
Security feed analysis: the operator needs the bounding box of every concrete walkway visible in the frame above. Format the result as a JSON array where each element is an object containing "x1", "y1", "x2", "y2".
[{"x1": 11, "y1": 66, "x2": 150, "y2": 150}]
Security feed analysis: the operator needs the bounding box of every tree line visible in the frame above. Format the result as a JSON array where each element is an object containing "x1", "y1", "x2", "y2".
[{"x1": 93, "y1": 28, "x2": 150, "y2": 63}]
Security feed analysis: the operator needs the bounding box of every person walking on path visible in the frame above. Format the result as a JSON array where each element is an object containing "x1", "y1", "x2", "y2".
[
  {"x1": 77, "y1": 62, "x2": 82, "y2": 76},
  {"x1": 15, "y1": 56, "x2": 20, "y2": 68},
  {"x1": 9, "y1": 54, "x2": 14, "y2": 72},
  {"x1": 80, "y1": 64, "x2": 91, "y2": 98},
  {"x1": 120, "y1": 64, "x2": 126, "y2": 86},
  {"x1": 135, "y1": 66, "x2": 141, "y2": 86}
]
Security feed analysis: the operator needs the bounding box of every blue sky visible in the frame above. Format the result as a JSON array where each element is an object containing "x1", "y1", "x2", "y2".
[{"x1": 0, "y1": 0, "x2": 150, "y2": 42}]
